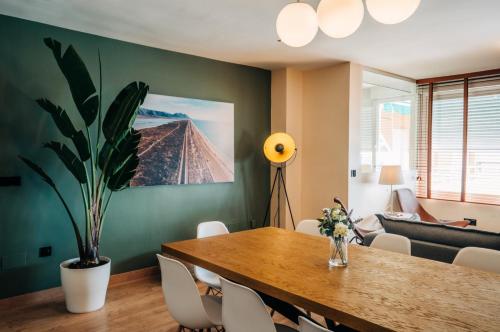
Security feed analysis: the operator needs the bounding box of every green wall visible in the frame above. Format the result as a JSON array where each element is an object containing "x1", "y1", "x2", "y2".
[{"x1": 0, "y1": 15, "x2": 270, "y2": 298}]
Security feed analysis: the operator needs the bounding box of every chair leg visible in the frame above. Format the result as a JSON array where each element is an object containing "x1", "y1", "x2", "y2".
[
  {"x1": 270, "y1": 309, "x2": 275, "y2": 317},
  {"x1": 205, "y1": 287, "x2": 212, "y2": 295}
]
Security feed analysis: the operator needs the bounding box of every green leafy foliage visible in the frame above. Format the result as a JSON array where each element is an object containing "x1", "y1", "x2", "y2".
[
  {"x1": 44, "y1": 38, "x2": 99, "y2": 126},
  {"x1": 36, "y1": 98, "x2": 90, "y2": 161},
  {"x1": 98, "y1": 129, "x2": 141, "y2": 179},
  {"x1": 21, "y1": 37, "x2": 148, "y2": 267},
  {"x1": 107, "y1": 155, "x2": 140, "y2": 191},
  {"x1": 102, "y1": 82, "x2": 148, "y2": 144},
  {"x1": 44, "y1": 141, "x2": 87, "y2": 183},
  {"x1": 18, "y1": 156, "x2": 55, "y2": 187}
]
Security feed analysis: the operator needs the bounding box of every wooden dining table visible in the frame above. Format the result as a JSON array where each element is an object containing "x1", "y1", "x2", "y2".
[{"x1": 162, "y1": 227, "x2": 500, "y2": 332}]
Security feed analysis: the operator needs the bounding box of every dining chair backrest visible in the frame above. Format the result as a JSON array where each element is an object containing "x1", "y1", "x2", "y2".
[
  {"x1": 156, "y1": 254, "x2": 212, "y2": 328},
  {"x1": 370, "y1": 233, "x2": 411, "y2": 255},
  {"x1": 197, "y1": 221, "x2": 229, "y2": 238},
  {"x1": 221, "y1": 278, "x2": 277, "y2": 332},
  {"x1": 453, "y1": 247, "x2": 500, "y2": 274},
  {"x1": 195, "y1": 221, "x2": 229, "y2": 286},
  {"x1": 296, "y1": 220, "x2": 323, "y2": 237},
  {"x1": 298, "y1": 316, "x2": 332, "y2": 332}
]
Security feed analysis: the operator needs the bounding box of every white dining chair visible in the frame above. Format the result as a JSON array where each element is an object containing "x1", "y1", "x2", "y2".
[
  {"x1": 298, "y1": 316, "x2": 332, "y2": 332},
  {"x1": 156, "y1": 254, "x2": 223, "y2": 331},
  {"x1": 370, "y1": 233, "x2": 411, "y2": 255},
  {"x1": 296, "y1": 220, "x2": 323, "y2": 237},
  {"x1": 221, "y1": 278, "x2": 297, "y2": 332},
  {"x1": 195, "y1": 221, "x2": 229, "y2": 294},
  {"x1": 453, "y1": 247, "x2": 500, "y2": 274}
]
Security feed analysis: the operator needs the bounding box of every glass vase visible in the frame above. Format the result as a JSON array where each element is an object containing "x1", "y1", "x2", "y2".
[{"x1": 329, "y1": 236, "x2": 348, "y2": 267}]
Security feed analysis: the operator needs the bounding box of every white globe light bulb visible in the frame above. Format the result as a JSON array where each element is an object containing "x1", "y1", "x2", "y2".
[
  {"x1": 276, "y1": 2, "x2": 319, "y2": 47},
  {"x1": 317, "y1": 0, "x2": 365, "y2": 38},
  {"x1": 366, "y1": 0, "x2": 421, "y2": 25}
]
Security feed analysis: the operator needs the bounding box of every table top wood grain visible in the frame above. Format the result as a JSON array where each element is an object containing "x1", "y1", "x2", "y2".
[{"x1": 162, "y1": 227, "x2": 500, "y2": 332}]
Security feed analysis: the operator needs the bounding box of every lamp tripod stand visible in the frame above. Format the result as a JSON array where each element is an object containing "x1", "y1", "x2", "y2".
[{"x1": 262, "y1": 165, "x2": 296, "y2": 229}]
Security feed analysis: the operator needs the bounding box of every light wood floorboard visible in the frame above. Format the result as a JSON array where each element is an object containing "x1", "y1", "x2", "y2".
[{"x1": 0, "y1": 275, "x2": 325, "y2": 331}]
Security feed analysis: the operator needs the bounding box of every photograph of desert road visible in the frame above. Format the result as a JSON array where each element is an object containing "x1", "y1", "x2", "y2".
[{"x1": 130, "y1": 94, "x2": 234, "y2": 187}]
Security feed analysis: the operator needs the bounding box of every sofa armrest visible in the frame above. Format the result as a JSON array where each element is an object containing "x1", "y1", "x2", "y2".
[{"x1": 362, "y1": 229, "x2": 385, "y2": 246}]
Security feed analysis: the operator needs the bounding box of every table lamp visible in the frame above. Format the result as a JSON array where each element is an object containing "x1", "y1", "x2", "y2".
[{"x1": 379, "y1": 165, "x2": 404, "y2": 215}]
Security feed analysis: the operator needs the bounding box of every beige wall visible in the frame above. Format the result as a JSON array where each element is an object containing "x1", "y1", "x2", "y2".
[
  {"x1": 270, "y1": 68, "x2": 303, "y2": 229},
  {"x1": 271, "y1": 64, "x2": 353, "y2": 224},
  {"x1": 301, "y1": 63, "x2": 351, "y2": 219}
]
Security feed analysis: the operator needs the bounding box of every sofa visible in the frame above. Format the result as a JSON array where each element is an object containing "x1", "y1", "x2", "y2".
[{"x1": 363, "y1": 214, "x2": 500, "y2": 263}]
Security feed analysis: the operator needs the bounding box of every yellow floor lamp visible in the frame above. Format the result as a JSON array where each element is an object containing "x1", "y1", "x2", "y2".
[{"x1": 262, "y1": 132, "x2": 297, "y2": 229}]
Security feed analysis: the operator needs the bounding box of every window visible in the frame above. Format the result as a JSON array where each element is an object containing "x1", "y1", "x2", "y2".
[
  {"x1": 416, "y1": 75, "x2": 500, "y2": 205},
  {"x1": 361, "y1": 76, "x2": 415, "y2": 171}
]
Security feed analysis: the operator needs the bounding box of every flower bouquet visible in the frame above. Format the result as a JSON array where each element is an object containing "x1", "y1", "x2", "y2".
[{"x1": 318, "y1": 202, "x2": 353, "y2": 267}]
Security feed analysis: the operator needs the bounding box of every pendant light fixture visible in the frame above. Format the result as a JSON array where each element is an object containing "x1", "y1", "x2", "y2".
[
  {"x1": 366, "y1": 0, "x2": 421, "y2": 25},
  {"x1": 317, "y1": 0, "x2": 364, "y2": 38},
  {"x1": 276, "y1": 1, "x2": 319, "y2": 47},
  {"x1": 276, "y1": 0, "x2": 421, "y2": 47}
]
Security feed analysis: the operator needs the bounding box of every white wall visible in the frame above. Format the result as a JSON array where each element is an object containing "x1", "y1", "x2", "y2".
[{"x1": 420, "y1": 199, "x2": 500, "y2": 232}]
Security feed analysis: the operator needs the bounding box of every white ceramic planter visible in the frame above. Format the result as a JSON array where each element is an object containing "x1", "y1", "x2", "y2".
[{"x1": 60, "y1": 256, "x2": 111, "y2": 313}]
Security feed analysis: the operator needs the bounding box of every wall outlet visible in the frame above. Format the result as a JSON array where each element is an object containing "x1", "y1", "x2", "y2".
[{"x1": 39, "y1": 246, "x2": 52, "y2": 257}]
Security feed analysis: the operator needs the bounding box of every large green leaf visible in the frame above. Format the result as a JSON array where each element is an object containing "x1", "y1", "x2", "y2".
[
  {"x1": 72, "y1": 130, "x2": 91, "y2": 161},
  {"x1": 44, "y1": 142, "x2": 87, "y2": 183},
  {"x1": 98, "y1": 129, "x2": 141, "y2": 172},
  {"x1": 19, "y1": 156, "x2": 85, "y2": 259},
  {"x1": 107, "y1": 155, "x2": 140, "y2": 191},
  {"x1": 36, "y1": 98, "x2": 90, "y2": 161},
  {"x1": 44, "y1": 38, "x2": 98, "y2": 126},
  {"x1": 102, "y1": 82, "x2": 148, "y2": 143},
  {"x1": 18, "y1": 156, "x2": 55, "y2": 187}
]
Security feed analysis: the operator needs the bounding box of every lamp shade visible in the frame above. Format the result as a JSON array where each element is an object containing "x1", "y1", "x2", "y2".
[
  {"x1": 366, "y1": 0, "x2": 421, "y2": 25},
  {"x1": 317, "y1": 0, "x2": 364, "y2": 38},
  {"x1": 263, "y1": 132, "x2": 296, "y2": 164},
  {"x1": 276, "y1": 2, "x2": 318, "y2": 47},
  {"x1": 379, "y1": 165, "x2": 404, "y2": 185}
]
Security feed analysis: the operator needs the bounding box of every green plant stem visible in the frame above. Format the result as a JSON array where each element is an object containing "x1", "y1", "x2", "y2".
[
  {"x1": 53, "y1": 184, "x2": 84, "y2": 259},
  {"x1": 79, "y1": 184, "x2": 90, "y2": 252},
  {"x1": 85, "y1": 127, "x2": 96, "y2": 196},
  {"x1": 98, "y1": 190, "x2": 113, "y2": 241},
  {"x1": 97, "y1": 49, "x2": 102, "y2": 147}
]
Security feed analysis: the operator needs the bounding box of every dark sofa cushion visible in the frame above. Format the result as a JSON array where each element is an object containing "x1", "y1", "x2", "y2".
[{"x1": 375, "y1": 214, "x2": 500, "y2": 250}]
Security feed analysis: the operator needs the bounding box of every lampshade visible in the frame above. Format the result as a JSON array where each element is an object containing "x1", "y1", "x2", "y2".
[
  {"x1": 379, "y1": 165, "x2": 404, "y2": 185},
  {"x1": 276, "y1": 2, "x2": 318, "y2": 47},
  {"x1": 317, "y1": 0, "x2": 364, "y2": 38},
  {"x1": 263, "y1": 132, "x2": 296, "y2": 164},
  {"x1": 366, "y1": 0, "x2": 421, "y2": 25}
]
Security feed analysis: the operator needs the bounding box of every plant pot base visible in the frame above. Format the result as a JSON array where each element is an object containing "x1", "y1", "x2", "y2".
[{"x1": 60, "y1": 256, "x2": 111, "y2": 313}]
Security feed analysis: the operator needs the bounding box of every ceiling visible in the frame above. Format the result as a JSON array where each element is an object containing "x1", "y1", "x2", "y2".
[{"x1": 1, "y1": 0, "x2": 499, "y2": 79}]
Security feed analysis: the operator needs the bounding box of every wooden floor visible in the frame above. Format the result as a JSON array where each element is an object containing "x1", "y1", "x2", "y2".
[{"x1": 0, "y1": 275, "x2": 321, "y2": 332}]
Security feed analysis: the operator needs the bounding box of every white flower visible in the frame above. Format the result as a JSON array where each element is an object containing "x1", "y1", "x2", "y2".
[{"x1": 333, "y1": 223, "x2": 348, "y2": 238}]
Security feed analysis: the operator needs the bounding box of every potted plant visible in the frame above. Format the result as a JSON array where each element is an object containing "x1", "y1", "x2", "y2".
[{"x1": 19, "y1": 38, "x2": 148, "y2": 313}]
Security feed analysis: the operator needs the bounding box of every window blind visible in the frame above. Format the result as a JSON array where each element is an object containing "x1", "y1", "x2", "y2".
[
  {"x1": 415, "y1": 85, "x2": 429, "y2": 197},
  {"x1": 430, "y1": 82, "x2": 464, "y2": 201},
  {"x1": 466, "y1": 77, "x2": 500, "y2": 204}
]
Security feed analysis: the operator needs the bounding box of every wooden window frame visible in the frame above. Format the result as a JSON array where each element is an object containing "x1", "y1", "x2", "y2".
[{"x1": 417, "y1": 68, "x2": 500, "y2": 206}]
